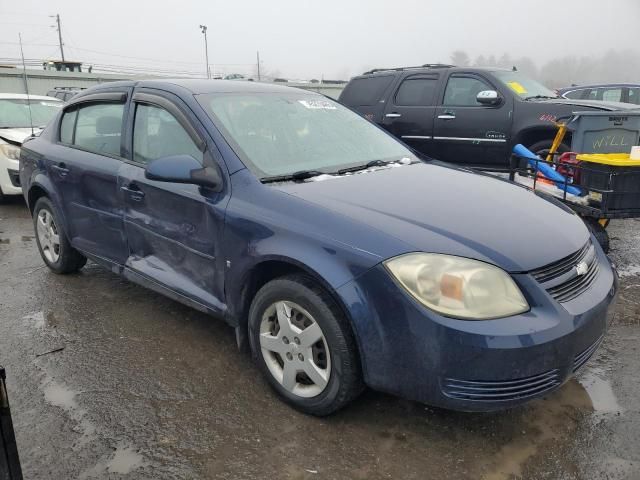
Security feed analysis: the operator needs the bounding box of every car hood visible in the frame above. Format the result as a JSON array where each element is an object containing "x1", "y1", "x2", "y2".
[
  {"x1": 538, "y1": 98, "x2": 636, "y2": 111},
  {"x1": 274, "y1": 163, "x2": 589, "y2": 272},
  {"x1": 0, "y1": 127, "x2": 41, "y2": 145}
]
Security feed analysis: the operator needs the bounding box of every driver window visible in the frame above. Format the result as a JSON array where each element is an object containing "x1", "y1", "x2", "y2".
[
  {"x1": 443, "y1": 76, "x2": 493, "y2": 106},
  {"x1": 133, "y1": 103, "x2": 203, "y2": 165}
]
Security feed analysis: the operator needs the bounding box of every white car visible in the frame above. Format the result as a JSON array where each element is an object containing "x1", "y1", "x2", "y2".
[{"x1": 0, "y1": 93, "x2": 63, "y2": 201}]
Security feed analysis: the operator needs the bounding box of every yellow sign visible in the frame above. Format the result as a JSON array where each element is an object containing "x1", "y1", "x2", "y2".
[{"x1": 507, "y1": 81, "x2": 528, "y2": 94}]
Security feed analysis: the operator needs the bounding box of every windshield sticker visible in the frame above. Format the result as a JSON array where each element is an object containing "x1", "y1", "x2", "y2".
[
  {"x1": 506, "y1": 82, "x2": 527, "y2": 95},
  {"x1": 298, "y1": 100, "x2": 336, "y2": 110},
  {"x1": 39, "y1": 102, "x2": 62, "y2": 108}
]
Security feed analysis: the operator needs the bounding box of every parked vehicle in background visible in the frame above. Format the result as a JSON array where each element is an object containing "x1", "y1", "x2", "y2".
[
  {"x1": 223, "y1": 73, "x2": 249, "y2": 81},
  {"x1": 557, "y1": 83, "x2": 640, "y2": 106},
  {"x1": 0, "y1": 93, "x2": 62, "y2": 201},
  {"x1": 20, "y1": 80, "x2": 617, "y2": 415},
  {"x1": 46, "y1": 87, "x2": 86, "y2": 102},
  {"x1": 339, "y1": 65, "x2": 634, "y2": 169}
]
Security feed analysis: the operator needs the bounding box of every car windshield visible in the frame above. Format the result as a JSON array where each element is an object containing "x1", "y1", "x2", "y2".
[
  {"x1": 197, "y1": 92, "x2": 413, "y2": 178},
  {"x1": 492, "y1": 71, "x2": 559, "y2": 100},
  {"x1": 0, "y1": 98, "x2": 62, "y2": 128}
]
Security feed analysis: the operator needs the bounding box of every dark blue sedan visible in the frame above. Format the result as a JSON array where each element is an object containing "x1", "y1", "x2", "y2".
[{"x1": 20, "y1": 80, "x2": 617, "y2": 415}]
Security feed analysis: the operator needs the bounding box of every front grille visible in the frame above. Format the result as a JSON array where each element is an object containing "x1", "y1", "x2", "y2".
[
  {"x1": 8, "y1": 169, "x2": 20, "y2": 187},
  {"x1": 573, "y1": 335, "x2": 604, "y2": 373},
  {"x1": 530, "y1": 241, "x2": 591, "y2": 283},
  {"x1": 530, "y1": 241, "x2": 600, "y2": 303},
  {"x1": 441, "y1": 369, "x2": 561, "y2": 402}
]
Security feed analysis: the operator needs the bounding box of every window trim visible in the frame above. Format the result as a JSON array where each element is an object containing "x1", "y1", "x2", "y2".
[
  {"x1": 57, "y1": 97, "x2": 128, "y2": 159},
  {"x1": 393, "y1": 74, "x2": 439, "y2": 107},
  {"x1": 132, "y1": 92, "x2": 205, "y2": 153},
  {"x1": 442, "y1": 73, "x2": 498, "y2": 107}
]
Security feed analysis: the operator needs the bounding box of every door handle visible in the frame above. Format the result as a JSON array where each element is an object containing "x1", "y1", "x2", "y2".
[
  {"x1": 385, "y1": 113, "x2": 402, "y2": 118},
  {"x1": 437, "y1": 114, "x2": 456, "y2": 120},
  {"x1": 121, "y1": 184, "x2": 145, "y2": 201},
  {"x1": 51, "y1": 163, "x2": 69, "y2": 177}
]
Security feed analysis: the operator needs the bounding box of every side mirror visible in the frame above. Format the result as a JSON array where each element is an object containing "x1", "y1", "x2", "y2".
[
  {"x1": 145, "y1": 155, "x2": 222, "y2": 191},
  {"x1": 476, "y1": 90, "x2": 501, "y2": 106}
]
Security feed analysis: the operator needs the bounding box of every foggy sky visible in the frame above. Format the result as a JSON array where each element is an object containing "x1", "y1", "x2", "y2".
[{"x1": 1, "y1": 0, "x2": 639, "y2": 80}]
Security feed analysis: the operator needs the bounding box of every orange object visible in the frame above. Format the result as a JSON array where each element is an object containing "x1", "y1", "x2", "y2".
[{"x1": 441, "y1": 274, "x2": 463, "y2": 301}]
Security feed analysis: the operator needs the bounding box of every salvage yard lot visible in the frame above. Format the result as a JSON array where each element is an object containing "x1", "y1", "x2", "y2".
[{"x1": 0, "y1": 197, "x2": 638, "y2": 480}]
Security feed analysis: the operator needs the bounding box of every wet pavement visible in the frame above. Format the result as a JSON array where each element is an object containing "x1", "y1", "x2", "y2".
[{"x1": 0, "y1": 196, "x2": 638, "y2": 480}]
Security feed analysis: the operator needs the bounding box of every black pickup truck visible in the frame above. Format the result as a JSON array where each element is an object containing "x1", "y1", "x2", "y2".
[{"x1": 339, "y1": 65, "x2": 634, "y2": 169}]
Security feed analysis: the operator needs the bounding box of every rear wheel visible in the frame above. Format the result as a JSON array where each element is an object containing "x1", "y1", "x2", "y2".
[
  {"x1": 583, "y1": 217, "x2": 610, "y2": 253},
  {"x1": 248, "y1": 275, "x2": 363, "y2": 416},
  {"x1": 528, "y1": 139, "x2": 570, "y2": 161},
  {"x1": 33, "y1": 197, "x2": 87, "y2": 273}
]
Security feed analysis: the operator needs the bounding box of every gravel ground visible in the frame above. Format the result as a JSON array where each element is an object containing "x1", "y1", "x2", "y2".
[{"x1": 0, "y1": 196, "x2": 638, "y2": 479}]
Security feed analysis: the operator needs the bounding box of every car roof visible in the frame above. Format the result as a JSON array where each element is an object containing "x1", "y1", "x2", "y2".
[
  {"x1": 0, "y1": 93, "x2": 62, "y2": 101},
  {"x1": 79, "y1": 79, "x2": 317, "y2": 97},
  {"x1": 353, "y1": 65, "x2": 512, "y2": 79},
  {"x1": 558, "y1": 83, "x2": 640, "y2": 91}
]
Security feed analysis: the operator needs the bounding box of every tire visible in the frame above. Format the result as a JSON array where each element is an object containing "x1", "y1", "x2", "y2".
[
  {"x1": 583, "y1": 217, "x2": 610, "y2": 253},
  {"x1": 248, "y1": 274, "x2": 363, "y2": 416},
  {"x1": 528, "y1": 139, "x2": 570, "y2": 161},
  {"x1": 33, "y1": 197, "x2": 87, "y2": 274},
  {"x1": 0, "y1": 186, "x2": 5, "y2": 204}
]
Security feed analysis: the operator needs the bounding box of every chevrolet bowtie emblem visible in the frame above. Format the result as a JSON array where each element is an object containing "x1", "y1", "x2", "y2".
[{"x1": 576, "y1": 261, "x2": 589, "y2": 276}]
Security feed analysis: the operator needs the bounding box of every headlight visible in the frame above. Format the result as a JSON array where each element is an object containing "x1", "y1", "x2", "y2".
[
  {"x1": 384, "y1": 253, "x2": 529, "y2": 320},
  {"x1": 0, "y1": 143, "x2": 20, "y2": 161}
]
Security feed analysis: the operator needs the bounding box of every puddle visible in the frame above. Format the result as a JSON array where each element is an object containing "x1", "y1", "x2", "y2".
[
  {"x1": 577, "y1": 368, "x2": 623, "y2": 413},
  {"x1": 44, "y1": 381, "x2": 78, "y2": 410},
  {"x1": 108, "y1": 446, "x2": 145, "y2": 474},
  {"x1": 79, "y1": 445, "x2": 146, "y2": 478},
  {"x1": 23, "y1": 311, "x2": 45, "y2": 328}
]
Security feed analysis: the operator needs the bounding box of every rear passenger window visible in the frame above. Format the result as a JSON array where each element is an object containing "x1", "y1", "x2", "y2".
[
  {"x1": 133, "y1": 103, "x2": 202, "y2": 165},
  {"x1": 563, "y1": 89, "x2": 585, "y2": 100},
  {"x1": 601, "y1": 88, "x2": 622, "y2": 102},
  {"x1": 59, "y1": 109, "x2": 77, "y2": 144},
  {"x1": 66, "y1": 103, "x2": 125, "y2": 156},
  {"x1": 340, "y1": 75, "x2": 394, "y2": 106},
  {"x1": 628, "y1": 88, "x2": 640, "y2": 105},
  {"x1": 395, "y1": 77, "x2": 438, "y2": 106}
]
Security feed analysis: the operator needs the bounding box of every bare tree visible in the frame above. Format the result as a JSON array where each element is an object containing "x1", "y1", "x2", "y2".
[{"x1": 450, "y1": 50, "x2": 470, "y2": 66}]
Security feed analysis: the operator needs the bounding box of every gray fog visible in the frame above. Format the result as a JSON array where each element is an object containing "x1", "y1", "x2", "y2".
[{"x1": 1, "y1": 0, "x2": 639, "y2": 84}]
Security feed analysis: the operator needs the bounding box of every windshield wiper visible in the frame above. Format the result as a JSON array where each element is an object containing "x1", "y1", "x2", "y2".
[
  {"x1": 337, "y1": 159, "x2": 395, "y2": 175},
  {"x1": 524, "y1": 95, "x2": 558, "y2": 101},
  {"x1": 260, "y1": 170, "x2": 326, "y2": 183}
]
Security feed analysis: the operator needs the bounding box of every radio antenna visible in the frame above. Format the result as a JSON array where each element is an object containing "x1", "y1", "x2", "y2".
[{"x1": 18, "y1": 33, "x2": 35, "y2": 137}]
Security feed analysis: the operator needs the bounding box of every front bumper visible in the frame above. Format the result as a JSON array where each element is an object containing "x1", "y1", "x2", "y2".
[
  {"x1": 338, "y1": 244, "x2": 617, "y2": 411},
  {"x1": 0, "y1": 156, "x2": 22, "y2": 195}
]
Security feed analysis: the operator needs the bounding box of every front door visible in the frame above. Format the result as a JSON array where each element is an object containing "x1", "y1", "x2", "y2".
[
  {"x1": 381, "y1": 74, "x2": 439, "y2": 157},
  {"x1": 432, "y1": 73, "x2": 512, "y2": 168},
  {"x1": 118, "y1": 90, "x2": 228, "y2": 312},
  {"x1": 49, "y1": 89, "x2": 131, "y2": 264}
]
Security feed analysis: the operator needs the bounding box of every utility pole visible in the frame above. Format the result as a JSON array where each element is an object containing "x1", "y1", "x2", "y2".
[
  {"x1": 51, "y1": 14, "x2": 65, "y2": 61},
  {"x1": 199, "y1": 25, "x2": 210, "y2": 79},
  {"x1": 256, "y1": 51, "x2": 261, "y2": 82}
]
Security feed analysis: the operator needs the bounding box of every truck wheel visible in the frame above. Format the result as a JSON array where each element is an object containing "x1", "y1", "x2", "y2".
[
  {"x1": 583, "y1": 217, "x2": 610, "y2": 253},
  {"x1": 528, "y1": 140, "x2": 570, "y2": 160},
  {"x1": 248, "y1": 274, "x2": 363, "y2": 416}
]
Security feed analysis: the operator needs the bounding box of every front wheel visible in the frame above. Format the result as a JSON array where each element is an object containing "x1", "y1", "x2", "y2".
[
  {"x1": 248, "y1": 275, "x2": 363, "y2": 416},
  {"x1": 528, "y1": 139, "x2": 570, "y2": 161},
  {"x1": 33, "y1": 197, "x2": 87, "y2": 274},
  {"x1": 583, "y1": 217, "x2": 610, "y2": 253}
]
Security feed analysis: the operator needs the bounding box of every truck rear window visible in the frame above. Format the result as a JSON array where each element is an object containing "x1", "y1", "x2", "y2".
[{"x1": 340, "y1": 75, "x2": 394, "y2": 106}]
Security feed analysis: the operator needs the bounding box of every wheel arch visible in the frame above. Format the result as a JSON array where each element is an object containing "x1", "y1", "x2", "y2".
[
  {"x1": 229, "y1": 256, "x2": 366, "y2": 375},
  {"x1": 514, "y1": 126, "x2": 572, "y2": 149}
]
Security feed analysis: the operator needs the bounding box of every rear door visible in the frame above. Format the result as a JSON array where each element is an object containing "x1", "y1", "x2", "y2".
[
  {"x1": 338, "y1": 74, "x2": 395, "y2": 123},
  {"x1": 118, "y1": 89, "x2": 228, "y2": 311},
  {"x1": 50, "y1": 88, "x2": 131, "y2": 264},
  {"x1": 432, "y1": 73, "x2": 512, "y2": 167},
  {"x1": 381, "y1": 74, "x2": 439, "y2": 156}
]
